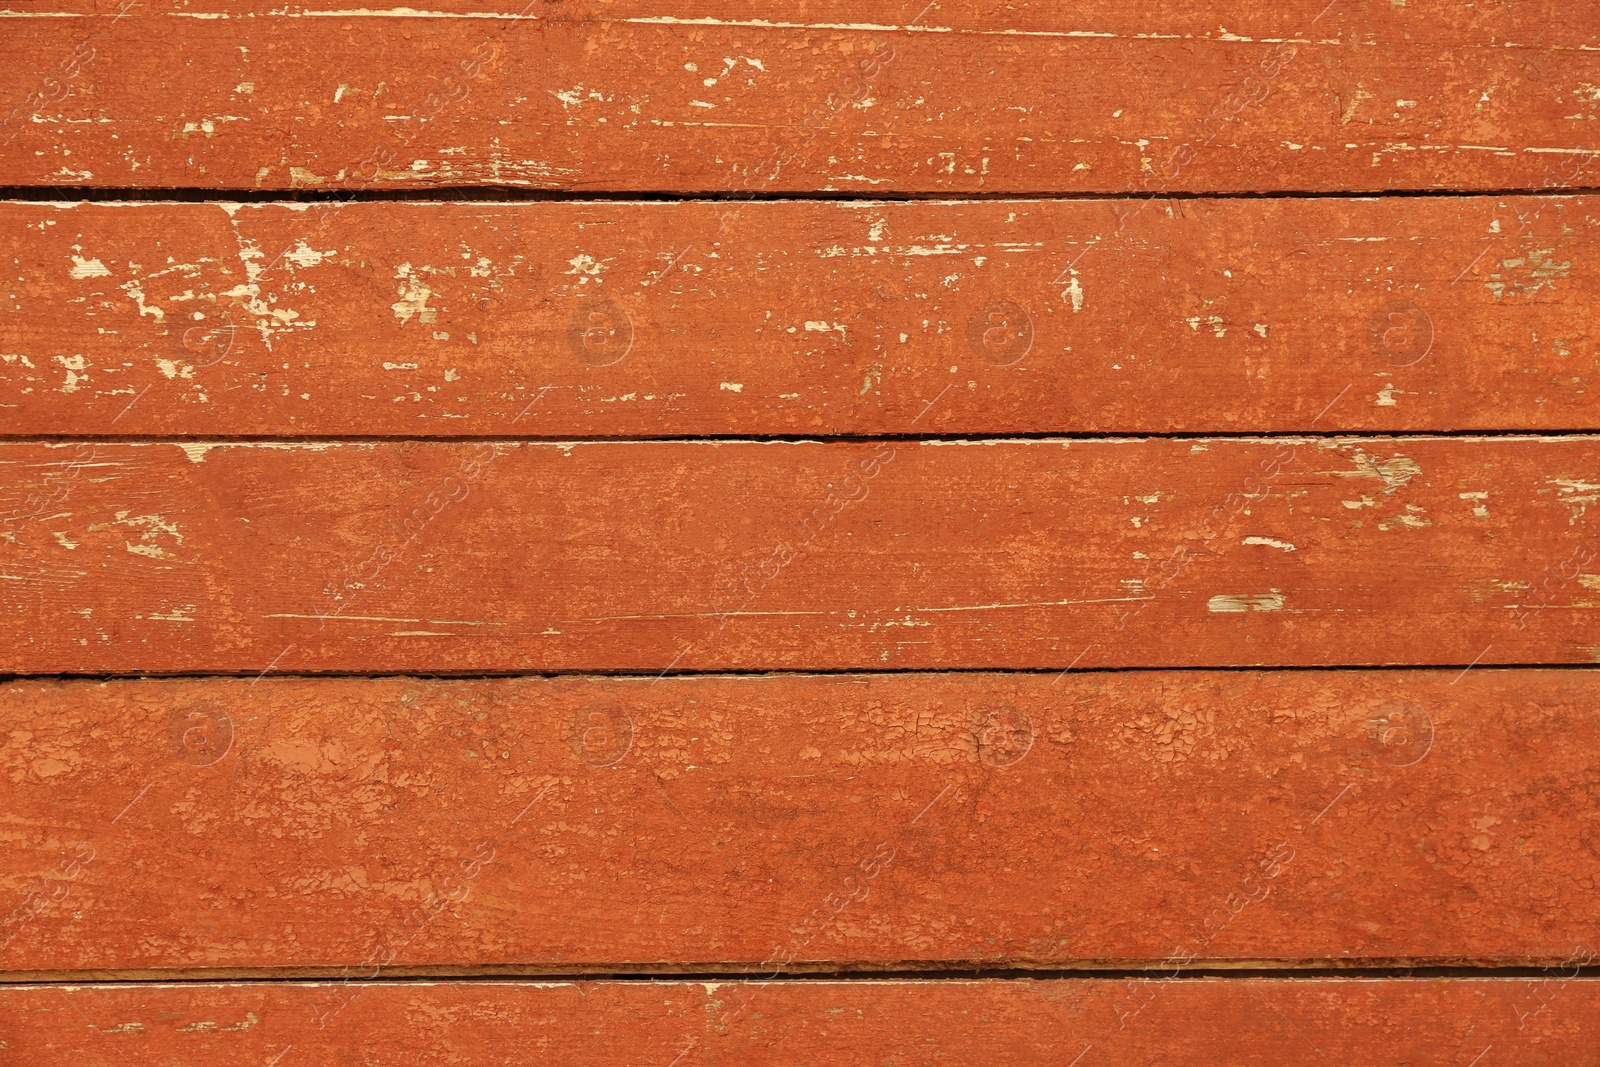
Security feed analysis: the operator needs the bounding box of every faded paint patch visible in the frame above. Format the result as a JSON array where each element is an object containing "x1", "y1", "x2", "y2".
[
  {"x1": 1207, "y1": 592, "x2": 1285, "y2": 613},
  {"x1": 69, "y1": 255, "x2": 111, "y2": 279},
  {"x1": 53, "y1": 354, "x2": 88, "y2": 393},
  {"x1": 1483, "y1": 247, "x2": 1571, "y2": 299},
  {"x1": 1335, "y1": 451, "x2": 1422, "y2": 491},
  {"x1": 391, "y1": 264, "x2": 436, "y2": 325}
]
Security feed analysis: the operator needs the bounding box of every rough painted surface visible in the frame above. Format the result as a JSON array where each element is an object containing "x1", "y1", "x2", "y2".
[
  {"x1": 4, "y1": 196, "x2": 1599, "y2": 436},
  {"x1": 4, "y1": 978, "x2": 1598, "y2": 1064},
  {"x1": 1, "y1": 438, "x2": 1597, "y2": 673},
  {"x1": 4, "y1": 4, "x2": 1599, "y2": 193},
  {"x1": 1, "y1": 672, "x2": 1597, "y2": 974}
]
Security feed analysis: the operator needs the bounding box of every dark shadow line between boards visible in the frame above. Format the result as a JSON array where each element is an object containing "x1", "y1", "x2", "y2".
[
  {"x1": 1, "y1": 964, "x2": 1597, "y2": 986},
  {"x1": 7, "y1": 430, "x2": 1600, "y2": 445},
  {"x1": 3, "y1": 186, "x2": 1600, "y2": 204},
  {"x1": 1, "y1": 664, "x2": 1596, "y2": 686}
]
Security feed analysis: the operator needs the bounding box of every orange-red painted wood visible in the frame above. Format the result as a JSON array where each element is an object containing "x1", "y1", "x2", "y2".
[
  {"x1": 5, "y1": 196, "x2": 1599, "y2": 436},
  {"x1": 4, "y1": 978, "x2": 1598, "y2": 1064},
  {"x1": 1, "y1": 437, "x2": 1596, "y2": 673},
  {"x1": 2, "y1": 672, "x2": 1596, "y2": 974},
  {"x1": 20, "y1": 0, "x2": 1600, "y2": 41},
  {"x1": 3, "y1": 3, "x2": 1598, "y2": 192}
]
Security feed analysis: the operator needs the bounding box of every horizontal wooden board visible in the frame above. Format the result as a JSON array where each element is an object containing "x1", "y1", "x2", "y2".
[
  {"x1": 2, "y1": 438, "x2": 1598, "y2": 673},
  {"x1": 4, "y1": 978, "x2": 1598, "y2": 1065},
  {"x1": 3, "y1": 4, "x2": 1598, "y2": 192},
  {"x1": 2, "y1": 671, "x2": 1597, "y2": 974},
  {"x1": 20, "y1": 0, "x2": 1600, "y2": 43},
  {"x1": 5, "y1": 196, "x2": 1600, "y2": 436}
]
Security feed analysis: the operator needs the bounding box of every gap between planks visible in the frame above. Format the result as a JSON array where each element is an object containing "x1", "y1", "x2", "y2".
[
  {"x1": 7, "y1": 431, "x2": 1600, "y2": 444},
  {"x1": 4, "y1": 665, "x2": 1599, "y2": 683},
  {"x1": 3, "y1": 186, "x2": 1600, "y2": 204},
  {"x1": 5, "y1": 964, "x2": 1600, "y2": 984}
]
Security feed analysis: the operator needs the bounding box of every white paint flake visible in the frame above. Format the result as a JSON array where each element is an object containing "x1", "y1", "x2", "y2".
[
  {"x1": 1207, "y1": 592, "x2": 1286, "y2": 613},
  {"x1": 69, "y1": 255, "x2": 110, "y2": 279}
]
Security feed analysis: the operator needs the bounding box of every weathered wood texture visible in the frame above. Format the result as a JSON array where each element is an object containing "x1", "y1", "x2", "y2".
[
  {"x1": 6, "y1": 196, "x2": 1599, "y2": 436},
  {"x1": 4, "y1": 978, "x2": 1598, "y2": 1065},
  {"x1": 2, "y1": 672, "x2": 1597, "y2": 974},
  {"x1": 4, "y1": 3, "x2": 1598, "y2": 192},
  {"x1": 2, "y1": 437, "x2": 1597, "y2": 673}
]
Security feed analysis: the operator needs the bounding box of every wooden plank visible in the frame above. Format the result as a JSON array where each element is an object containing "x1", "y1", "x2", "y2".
[
  {"x1": 6, "y1": 195, "x2": 1600, "y2": 436},
  {"x1": 4, "y1": 978, "x2": 1598, "y2": 1065},
  {"x1": 2, "y1": 671, "x2": 1597, "y2": 974},
  {"x1": 19, "y1": 0, "x2": 1600, "y2": 42},
  {"x1": 1, "y1": 437, "x2": 1597, "y2": 673},
  {"x1": 4, "y1": 4, "x2": 1598, "y2": 193}
]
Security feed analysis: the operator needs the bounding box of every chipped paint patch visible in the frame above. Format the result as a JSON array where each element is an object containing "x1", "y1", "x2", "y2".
[
  {"x1": 1335, "y1": 451, "x2": 1421, "y2": 491},
  {"x1": 53, "y1": 354, "x2": 88, "y2": 393},
  {"x1": 69, "y1": 255, "x2": 110, "y2": 279},
  {"x1": 391, "y1": 264, "x2": 436, "y2": 325},
  {"x1": 1483, "y1": 247, "x2": 1572, "y2": 299},
  {"x1": 1552, "y1": 477, "x2": 1598, "y2": 524},
  {"x1": 283, "y1": 241, "x2": 331, "y2": 269},
  {"x1": 1378, "y1": 504, "x2": 1433, "y2": 531},
  {"x1": 1207, "y1": 592, "x2": 1285, "y2": 613}
]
